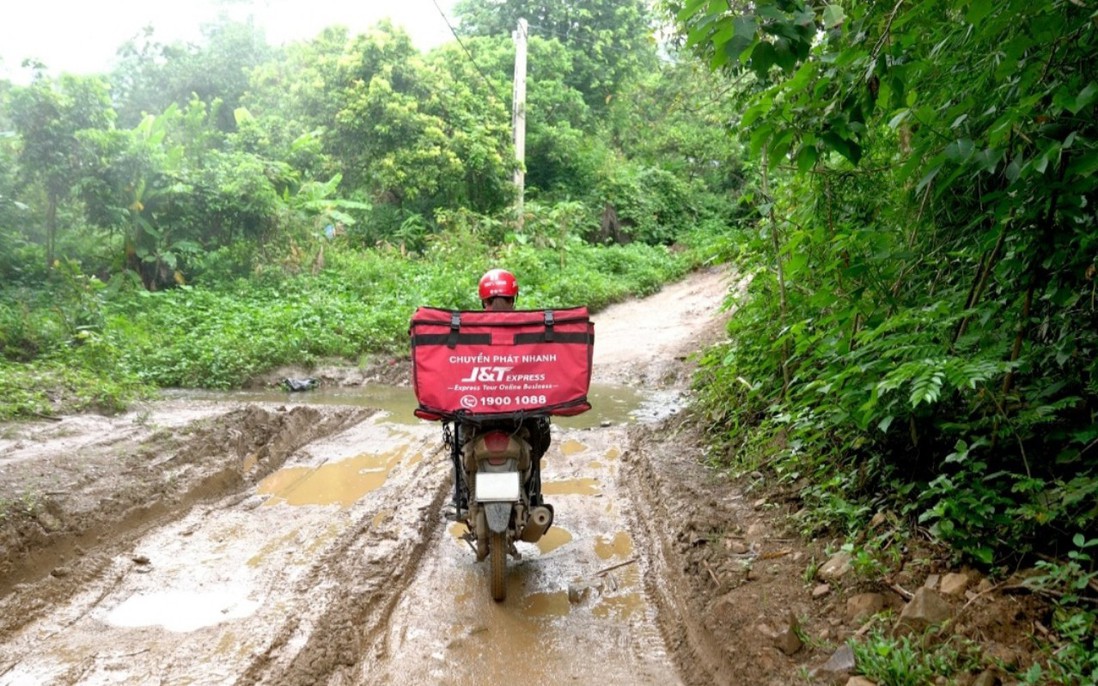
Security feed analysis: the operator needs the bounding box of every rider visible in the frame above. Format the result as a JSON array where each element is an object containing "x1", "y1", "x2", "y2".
[
  {"x1": 477, "y1": 268, "x2": 553, "y2": 482},
  {"x1": 446, "y1": 269, "x2": 553, "y2": 517}
]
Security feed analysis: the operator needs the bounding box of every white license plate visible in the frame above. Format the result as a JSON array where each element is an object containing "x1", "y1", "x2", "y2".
[{"x1": 476, "y1": 472, "x2": 520, "y2": 502}]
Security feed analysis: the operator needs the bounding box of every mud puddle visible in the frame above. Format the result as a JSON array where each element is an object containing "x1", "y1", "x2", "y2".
[{"x1": 165, "y1": 382, "x2": 684, "y2": 428}]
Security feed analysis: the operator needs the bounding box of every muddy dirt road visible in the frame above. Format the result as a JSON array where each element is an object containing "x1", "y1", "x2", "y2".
[{"x1": 0, "y1": 268, "x2": 734, "y2": 686}]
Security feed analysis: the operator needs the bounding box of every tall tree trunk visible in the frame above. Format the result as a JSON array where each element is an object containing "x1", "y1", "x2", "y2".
[
  {"x1": 45, "y1": 194, "x2": 58, "y2": 271},
  {"x1": 762, "y1": 151, "x2": 791, "y2": 399}
]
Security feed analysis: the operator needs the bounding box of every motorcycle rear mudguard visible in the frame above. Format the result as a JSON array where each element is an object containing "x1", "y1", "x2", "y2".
[{"x1": 483, "y1": 502, "x2": 513, "y2": 534}]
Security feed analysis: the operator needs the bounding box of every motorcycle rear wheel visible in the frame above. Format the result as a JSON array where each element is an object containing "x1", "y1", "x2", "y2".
[{"x1": 489, "y1": 531, "x2": 507, "y2": 601}]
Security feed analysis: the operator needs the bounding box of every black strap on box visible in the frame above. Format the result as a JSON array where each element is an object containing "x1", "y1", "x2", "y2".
[
  {"x1": 543, "y1": 310, "x2": 555, "y2": 342},
  {"x1": 447, "y1": 311, "x2": 461, "y2": 348}
]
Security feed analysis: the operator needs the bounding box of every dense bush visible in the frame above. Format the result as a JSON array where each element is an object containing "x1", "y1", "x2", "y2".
[{"x1": 680, "y1": 0, "x2": 1098, "y2": 565}]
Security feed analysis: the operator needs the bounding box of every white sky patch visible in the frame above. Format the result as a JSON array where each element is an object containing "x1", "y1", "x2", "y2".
[{"x1": 0, "y1": 0, "x2": 458, "y2": 84}]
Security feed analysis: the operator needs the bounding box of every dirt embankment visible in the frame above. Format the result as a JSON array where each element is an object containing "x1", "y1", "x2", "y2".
[{"x1": 0, "y1": 266, "x2": 1055, "y2": 685}]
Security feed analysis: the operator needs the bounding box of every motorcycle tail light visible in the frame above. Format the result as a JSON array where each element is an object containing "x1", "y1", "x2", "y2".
[{"x1": 483, "y1": 431, "x2": 511, "y2": 453}]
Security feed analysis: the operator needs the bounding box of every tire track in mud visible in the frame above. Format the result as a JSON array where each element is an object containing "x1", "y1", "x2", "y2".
[
  {"x1": 622, "y1": 420, "x2": 733, "y2": 686},
  {"x1": 343, "y1": 424, "x2": 683, "y2": 686},
  {"x1": 0, "y1": 268, "x2": 737, "y2": 685},
  {"x1": 0, "y1": 405, "x2": 370, "y2": 640},
  {"x1": 0, "y1": 406, "x2": 390, "y2": 684},
  {"x1": 233, "y1": 424, "x2": 450, "y2": 685}
]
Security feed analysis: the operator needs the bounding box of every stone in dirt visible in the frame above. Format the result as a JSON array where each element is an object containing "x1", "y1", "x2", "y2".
[
  {"x1": 812, "y1": 644, "x2": 856, "y2": 684},
  {"x1": 897, "y1": 587, "x2": 952, "y2": 633},
  {"x1": 972, "y1": 670, "x2": 1001, "y2": 686},
  {"x1": 844, "y1": 592, "x2": 885, "y2": 624},
  {"x1": 940, "y1": 571, "x2": 971, "y2": 596},
  {"x1": 757, "y1": 614, "x2": 803, "y2": 656},
  {"x1": 817, "y1": 551, "x2": 853, "y2": 582}
]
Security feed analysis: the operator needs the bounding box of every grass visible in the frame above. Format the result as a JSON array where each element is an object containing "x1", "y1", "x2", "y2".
[{"x1": 850, "y1": 629, "x2": 979, "y2": 686}]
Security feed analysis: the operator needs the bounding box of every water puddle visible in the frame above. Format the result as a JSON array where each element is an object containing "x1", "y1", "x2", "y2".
[
  {"x1": 165, "y1": 382, "x2": 662, "y2": 428},
  {"x1": 257, "y1": 447, "x2": 411, "y2": 507},
  {"x1": 522, "y1": 590, "x2": 572, "y2": 617},
  {"x1": 215, "y1": 630, "x2": 240, "y2": 656},
  {"x1": 560, "y1": 438, "x2": 588, "y2": 456},
  {"x1": 592, "y1": 591, "x2": 644, "y2": 619},
  {"x1": 534, "y1": 526, "x2": 573, "y2": 555},
  {"x1": 541, "y1": 478, "x2": 600, "y2": 496},
  {"x1": 594, "y1": 531, "x2": 634, "y2": 560},
  {"x1": 246, "y1": 523, "x2": 338, "y2": 567},
  {"x1": 373, "y1": 509, "x2": 394, "y2": 527},
  {"x1": 246, "y1": 530, "x2": 296, "y2": 568},
  {"x1": 104, "y1": 588, "x2": 261, "y2": 632},
  {"x1": 449, "y1": 520, "x2": 572, "y2": 556}
]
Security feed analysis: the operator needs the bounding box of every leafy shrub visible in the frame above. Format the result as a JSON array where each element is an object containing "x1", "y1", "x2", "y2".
[
  {"x1": 1020, "y1": 535, "x2": 1098, "y2": 685},
  {"x1": 597, "y1": 161, "x2": 693, "y2": 245},
  {"x1": 851, "y1": 631, "x2": 976, "y2": 686}
]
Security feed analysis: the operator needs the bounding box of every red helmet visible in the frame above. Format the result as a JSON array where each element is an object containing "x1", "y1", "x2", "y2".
[{"x1": 478, "y1": 268, "x2": 519, "y2": 300}]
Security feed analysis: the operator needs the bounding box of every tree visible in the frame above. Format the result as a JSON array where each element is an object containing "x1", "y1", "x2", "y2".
[
  {"x1": 9, "y1": 74, "x2": 115, "y2": 271},
  {"x1": 605, "y1": 56, "x2": 744, "y2": 194},
  {"x1": 112, "y1": 17, "x2": 273, "y2": 131},
  {"x1": 250, "y1": 22, "x2": 515, "y2": 237},
  {"x1": 454, "y1": 0, "x2": 659, "y2": 112}
]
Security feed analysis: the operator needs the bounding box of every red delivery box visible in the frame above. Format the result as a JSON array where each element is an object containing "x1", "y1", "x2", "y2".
[{"x1": 410, "y1": 306, "x2": 594, "y2": 421}]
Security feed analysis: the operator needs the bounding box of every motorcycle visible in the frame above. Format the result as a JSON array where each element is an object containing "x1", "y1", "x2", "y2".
[
  {"x1": 409, "y1": 305, "x2": 594, "y2": 602},
  {"x1": 443, "y1": 417, "x2": 553, "y2": 601}
]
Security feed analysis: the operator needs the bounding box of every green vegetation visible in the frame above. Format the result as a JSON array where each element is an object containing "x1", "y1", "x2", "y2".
[
  {"x1": 851, "y1": 629, "x2": 979, "y2": 686},
  {"x1": 0, "y1": 237, "x2": 687, "y2": 418},
  {"x1": 0, "y1": 0, "x2": 714, "y2": 420},
  {"x1": 671, "y1": 0, "x2": 1097, "y2": 678},
  {"x1": 675, "y1": 0, "x2": 1097, "y2": 568},
  {"x1": 1020, "y1": 535, "x2": 1098, "y2": 685}
]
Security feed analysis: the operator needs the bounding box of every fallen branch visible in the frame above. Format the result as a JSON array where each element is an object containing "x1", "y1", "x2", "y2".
[
  {"x1": 760, "y1": 548, "x2": 792, "y2": 560},
  {"x1": 104, "y1": 648, "x2": 151, "y2": 659},
  {"x1": 703, "y1": 560, "x2": 721, "y2": 587},
  {"x1": 595, "y1": 557, "x2": 637, "y2": 577},
  {"x1": 854, "y1": 618, "x2": 877, "y2": 638},
  {"x1": 958, "y1": 580, "x2": 1012, "y2": 616}
]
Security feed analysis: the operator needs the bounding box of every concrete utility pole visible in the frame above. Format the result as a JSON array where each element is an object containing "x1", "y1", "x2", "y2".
[{"x1": 512, "y1": 17, "x2": 528, "y2": 230}]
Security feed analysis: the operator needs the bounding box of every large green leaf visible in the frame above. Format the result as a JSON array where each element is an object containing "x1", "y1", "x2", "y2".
[
  {"x1": 820, "y1": 130, "x2": 862, "y2": 165},
  {"x1": 821, "y1": 4, "x2": 846, "y2": 28}
]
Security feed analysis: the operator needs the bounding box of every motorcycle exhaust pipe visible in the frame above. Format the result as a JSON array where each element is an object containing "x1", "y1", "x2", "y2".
[{"x1": 519, "y1": 506, "x2": 553, "y2": 543}]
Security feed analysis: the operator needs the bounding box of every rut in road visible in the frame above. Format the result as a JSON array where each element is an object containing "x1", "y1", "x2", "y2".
[{"x1": 0, "y1": 415, "x2": 449, "y2": 685}]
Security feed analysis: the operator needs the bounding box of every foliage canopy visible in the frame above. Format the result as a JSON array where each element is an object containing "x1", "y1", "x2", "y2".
[{"x1": 676, "y1": 0, "x2": 1098, "y2": 564}]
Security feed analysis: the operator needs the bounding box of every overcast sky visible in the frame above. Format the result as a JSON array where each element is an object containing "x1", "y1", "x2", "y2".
[{"x1": 0, "y1": 0, "x2": 459, "y2": 83}]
